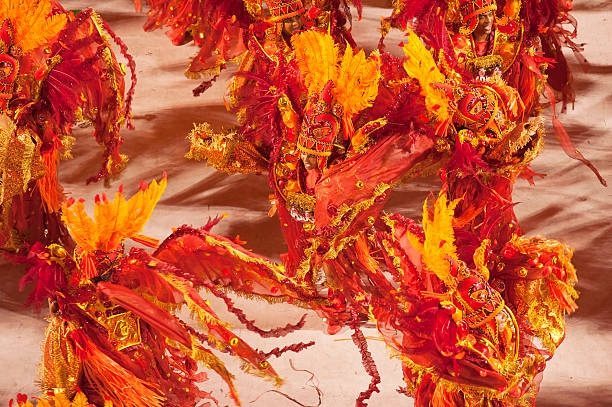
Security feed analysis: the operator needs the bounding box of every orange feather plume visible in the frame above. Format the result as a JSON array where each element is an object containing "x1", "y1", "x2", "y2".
[
  {"x1": 61, "y1": 174, "x2": 167, "y2": 253},
  {"x1": 0, "y1": 0, "x2": 67, "y2": 53}
]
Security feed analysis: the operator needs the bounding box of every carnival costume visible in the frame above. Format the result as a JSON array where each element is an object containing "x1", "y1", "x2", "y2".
[
  {"x1": 182, "y1": 23, "x2": 583, "y2": 404},
  {"x1": 11, "y1": 175, "x2": 315, "y2": 407},
  {"x1": 0, "y1": 0, "x2": 137, "y2": 252},
  {"x1": 166, "y1": 1, "x2": 590, "y2": 405},
  {"x1": 6, "y1": 0, "x2": 602, "y2": 406}
]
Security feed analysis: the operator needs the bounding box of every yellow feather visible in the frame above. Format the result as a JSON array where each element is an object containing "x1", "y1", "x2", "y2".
[
  {"x1": 35, "y1": 399, "x2": 51, "y2": 407},
  {"x1": 401, "y1": 30, "x2": 450, "y2": 122},
  {"x1": 0, "y1": 0, "x2": 67, "y2": 53},
  {"x1": 291, "y1": 30, "x2": 339, "y2": 95},
  {"x1": 61, "y1": 200, "x2": 98, "y2": 252},
  {"x1": 62, "y1": 176, "x2": 166, "y2": 252},
  {"x1": 52, "y1": 392, "x2": 71, "y2": 407},
  {"x1": 70, "y1": 391, "x2": 89, "y2": 407},
  {"x1": 94, "y1": 191, "x2": 122, "y2": 251},
  {"x1": 123, "y1": 176, "x2": 167, "y2": 236},
  {"x1": 335, "y1": 46, "x2": 381, "y2": 120},
  {"x1": 408, "y1": 191, "x2": 460, "y2": 287}
]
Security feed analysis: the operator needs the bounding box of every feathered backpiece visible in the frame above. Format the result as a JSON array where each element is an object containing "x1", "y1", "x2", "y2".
[
  {"x1": 28, "y1": 8, "x2": 137, "y2": 206},
  {"x1": 379, "y1": 0, "x2": 457, "y2": 60},
  {"x1": 134, "y1": 0, "x2": 362, "y2": 99},
  {"x1": 61, "y1": 174, "x2": 167, "y2": 255},
  {"x1": 292, "y1": 30, "x2": 381, "y2": 139},
  {"x1": 0, "y1": 0, "x2": 66, "y2": 54},
  {"x1": 0, "y1": 5, "x2": 137, "y2": 250}
]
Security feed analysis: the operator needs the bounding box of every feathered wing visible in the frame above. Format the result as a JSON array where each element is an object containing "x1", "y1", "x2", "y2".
[
  {"x1": 154, "y1": 225, "x2": 316, "y2": 300},
  {"x1": 105, "y1": 248, "x2": 288, "y2": 405}
]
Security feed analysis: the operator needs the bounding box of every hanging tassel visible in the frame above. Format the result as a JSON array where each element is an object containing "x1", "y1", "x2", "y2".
[{"x1": 78, "y1": 252, "x2": 98, "y2": 282}]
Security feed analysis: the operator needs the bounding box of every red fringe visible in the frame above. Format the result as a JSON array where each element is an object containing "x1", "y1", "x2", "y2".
[
  {"x1": 260, "y1": 341, "x2": 315, "y2": 359},
  {"x1": 206, "y1": 283, "x2": 308, "y2": 337},
  {"x1": 348, "y1": 306, "x2": 381, "y2": 407},
  {"x1": 545, "y1": 85, "x2": 607, "y2": 186},
  {"x1": 101, "y1": 19, "x2": 137, "y2": 130},
  {"x1": 193, "y1": 74, "x2": 220, "y2": 97}
]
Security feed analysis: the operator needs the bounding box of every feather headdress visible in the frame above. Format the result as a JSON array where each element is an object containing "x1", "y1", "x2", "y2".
[
  {"x1": 292, "y1": 30, "x2": 381, "y2": 139},
  {"x1": 292, "y1": 30, "x2": 340, "y2": 95},
  {"x1": 61, "y1": 174, "x2": 167, "y2": 254},
  {"x1": 0, "y1": 0, "x2": 66, "y2": 54}
]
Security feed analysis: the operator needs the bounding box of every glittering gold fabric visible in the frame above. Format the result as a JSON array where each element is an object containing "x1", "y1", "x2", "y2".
[
  {"x1": 186, "y1": 122, "x2": 268, "y2": 174},
  {"x1": 0, "y1": 116, "x2": 45, "y2": 206},
  {"x1": 41, "y1": 316, "x2": 81, "y2": 400}
]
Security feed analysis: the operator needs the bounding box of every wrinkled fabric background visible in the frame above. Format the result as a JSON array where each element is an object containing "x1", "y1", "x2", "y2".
[{"x1": 1, "y1": 1, "x2": 610, "y2": 405}]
